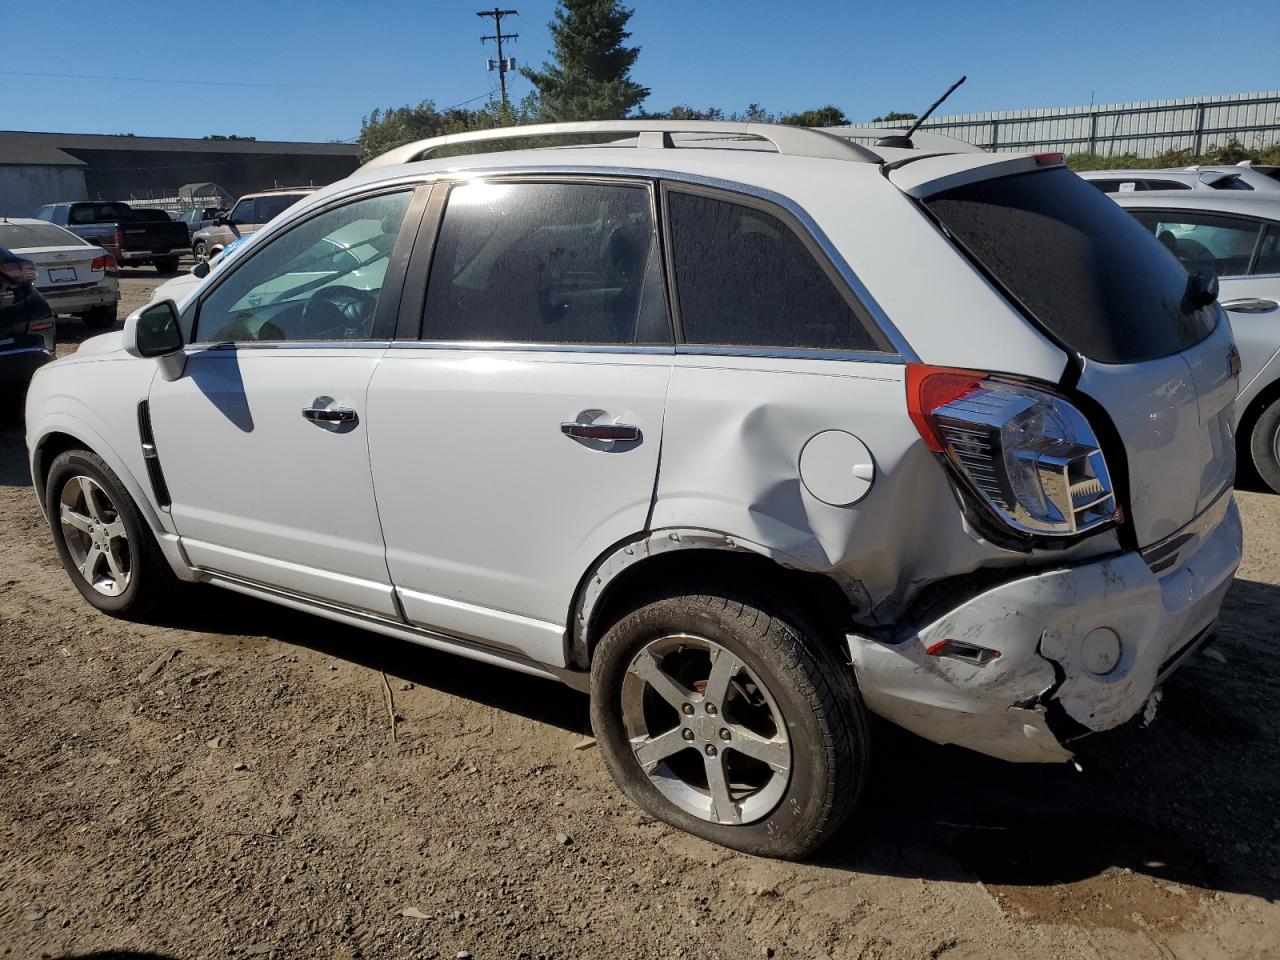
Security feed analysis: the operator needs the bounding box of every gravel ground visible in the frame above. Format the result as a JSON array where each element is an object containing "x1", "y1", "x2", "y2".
[{"x1": 2, "y1": 272, "x2": 1278, "y2": 960}]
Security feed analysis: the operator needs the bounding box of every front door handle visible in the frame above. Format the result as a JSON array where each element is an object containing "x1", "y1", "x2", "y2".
[
  {"x1": 302, "y1": 406, "x2": 357, "y2": 424},
  {"x1": 1221, "y1": 297, "x2": 1279, "y2": 314},
  {"x1": 561, "y1": 421, "x2": 641, "y2": 442}
]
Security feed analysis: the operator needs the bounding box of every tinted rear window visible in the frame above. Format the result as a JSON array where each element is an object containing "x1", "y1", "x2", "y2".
[{"x1": 925, "y1": 167, "x2": 1217, "y2": 364}]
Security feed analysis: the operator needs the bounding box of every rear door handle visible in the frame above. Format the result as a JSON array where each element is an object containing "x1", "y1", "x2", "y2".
[
  {"x1": 1221, "y1": 297, "x2": 1279, "y2": 314},
  {"x1": 302, "y1": 406, "x2": 357, "y2": 424},
  {"x1": 561, "y1": 421, "x2": 641, "y2": 442}
]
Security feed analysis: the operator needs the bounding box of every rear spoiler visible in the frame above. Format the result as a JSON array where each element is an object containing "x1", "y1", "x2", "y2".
[{"x1": 888, "y1": 152, "x2": 1065, "y2": 199}]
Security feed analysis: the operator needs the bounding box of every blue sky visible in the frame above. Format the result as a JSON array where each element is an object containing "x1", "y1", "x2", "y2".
[{"x1": 3, "y1": 0, "x2": 1277, "y2": 142}]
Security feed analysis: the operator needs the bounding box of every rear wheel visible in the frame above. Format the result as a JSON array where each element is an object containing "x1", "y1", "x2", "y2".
[
  {"x1": 78, "y1": 304, "x2": 118, "y2": 329},
  {"x1": 1250, "y1": 400, "x2": 1280, "y2": 494},
  {"x1": 154, "y1": 256, "x2": 180, "y2": 274},
  {"x1": 590, "y1": 589, "x2": 869, "y2": 859},
  {"x1": 45, "y1": 449, "x2": 175, "y2": 618}
]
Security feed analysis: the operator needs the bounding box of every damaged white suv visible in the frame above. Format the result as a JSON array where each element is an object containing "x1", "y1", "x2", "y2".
[{"x1": 25, "y1": 121, "x2": 1242, "y2": 859}]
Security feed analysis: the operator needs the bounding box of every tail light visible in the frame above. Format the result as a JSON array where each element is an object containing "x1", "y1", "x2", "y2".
[
  {"x1": 29, "y1": 319, "x2": 55, "y2": 333},
  {"x1": 0, "y1": 259, "x2": 37, "y2": 285},
  {"x1": 113, "y1": 228, "x2": 124, "y2": 251},
  {"x1": 91, "y1": 253, "x2": 118, "y2": 273},
  {"x1": 908, "y1": 364, "x2": 1117, "y2": 538}
]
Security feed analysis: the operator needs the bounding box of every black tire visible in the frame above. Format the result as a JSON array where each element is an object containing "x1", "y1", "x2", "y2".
[
  {"x1": 1250, "y1": 399, "x2": 1280, "y2": 494},
  {"x1": 78, "y1": 304, "x2": 118, "y2": 329},
  {"x1": 193, "y1": 241, "x2": 209, "y2": 263},
  {"x1": 44, "y1": 448, "x2": 176, "y2": 619},
  {"x1": 590, "y1": 589, "x2": 869, "y2": 859},
  {"x1": 154, "y1": 256, "x2": 180, "y2": 274}
]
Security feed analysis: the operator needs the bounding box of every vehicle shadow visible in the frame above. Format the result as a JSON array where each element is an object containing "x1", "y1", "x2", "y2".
[
  {"x1": 0, "y1": 415, "x2": 32, "y2": 484},
  {"x1": 158, "y1": 573, "x2": 1280, "y2": 903},
  {"x1": 49, "y1": 953, "x2": 180, "y2": 960},
  {"x1": 158, "y1": 585, "x2": 592, "y2": 738}
]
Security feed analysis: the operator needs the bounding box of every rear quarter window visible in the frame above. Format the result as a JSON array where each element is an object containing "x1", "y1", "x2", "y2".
[{"x1": 925, "y1": 167, "x2": 1217, "y2": 364}]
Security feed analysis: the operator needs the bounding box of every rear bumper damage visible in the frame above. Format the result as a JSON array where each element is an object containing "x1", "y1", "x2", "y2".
[{"x1": 847, "y1": 495, "x2": 1242, "y2": 763}]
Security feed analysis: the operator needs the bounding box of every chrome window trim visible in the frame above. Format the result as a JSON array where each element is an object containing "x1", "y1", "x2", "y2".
[
  {"x1": 675, "y1": 344, "x2": 903, "y2": 364},
  {"x1": 310, "y1": 164, "x2": 917, "y2": 361},
  {"x1": 388, "y1": 340, "x2": 674, "y2": 356},
  {"x1": 188, "y1": 341, "x2": 392, "y2": 353}
]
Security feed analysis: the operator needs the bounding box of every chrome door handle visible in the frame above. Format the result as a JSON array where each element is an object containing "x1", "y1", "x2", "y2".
[
  {"x1": 302, "y1": 406, "x2": 357, "y2": 423},
  {"x1": 561, "y1": 421, "x2": 641, "y2": 442},
  {"x1": 1221, "y1": 297, "x2": 1279, "y2": 314}
]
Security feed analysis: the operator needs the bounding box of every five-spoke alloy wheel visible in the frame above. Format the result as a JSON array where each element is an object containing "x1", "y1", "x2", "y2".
[
  {"x1": 45, "y1": 448, "x2": 175, "y2": 617},
  {"x1": 591, "y1": 589, "x2": 869, "y2": 859}
]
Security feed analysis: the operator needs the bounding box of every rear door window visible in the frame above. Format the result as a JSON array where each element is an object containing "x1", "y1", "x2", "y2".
[
  {"x1": 925, "y1": 167, "x2": 1217, "y2": 364},
  {"x1": 664, "y1": 188, "x2": 883, "y2": 352},
  {"x1": 1128, "y1": 210, "x2": 1263, "y2": 278},
  {"x1": 254, "y1": 194, "x2": 304, "y2": 223},
  {"x1": 229, "y1": 199, "x2": 257, "y2": 225},
  {"x1": 1254, "y1": 225, "x2": 1280, "y2": 275},
  {"x1": 422, "y1": 180, "x2": 669, "y2": 345}
]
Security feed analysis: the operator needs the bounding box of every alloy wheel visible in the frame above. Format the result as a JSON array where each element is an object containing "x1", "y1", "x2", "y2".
[
  {"x1": 621, "y1": 634, "x2": 791, "y2": 826},
  {"x1": 58, "y1": 475, "x2": 131, "y2": 597}
]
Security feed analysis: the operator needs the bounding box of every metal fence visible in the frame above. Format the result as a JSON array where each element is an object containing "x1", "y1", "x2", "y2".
[{"x1": 866, "y1": 91, "x2": 1280, "y2": 157}]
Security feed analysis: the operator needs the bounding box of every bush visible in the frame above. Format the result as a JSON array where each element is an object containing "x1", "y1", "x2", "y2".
[{"x1": 1066, "y1": 139, "x2": 1280, "y2": 171}]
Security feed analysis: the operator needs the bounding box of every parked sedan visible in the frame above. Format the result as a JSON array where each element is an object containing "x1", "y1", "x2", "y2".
[
  {"x1": 0, "y1": 219, "x2": 120, "y2": 329},
  {"x1": 0, "y1": 245, "x2": 55, "y2": 399},
  {"x1": 1080, "y1": 164, "x2": 1280, "y2": 194},
  {"x1": 1113, "y1": 191, "x2": 1280, "y2": 491}
]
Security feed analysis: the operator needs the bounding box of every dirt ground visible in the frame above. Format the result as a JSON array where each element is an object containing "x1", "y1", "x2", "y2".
[{"x1": 2, "y1": 271, "x2": 1279, "y2": 960}]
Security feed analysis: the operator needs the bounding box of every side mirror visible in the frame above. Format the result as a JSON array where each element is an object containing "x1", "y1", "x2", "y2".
[
  {"x1": 1185, "y1": 270, "x2": 1220, "y2": 310},
  {"x1": 125, "y1": 299, "x2": 184, "y2": 358},
  {"x1": 191, "y1": 260, "x2": 211, "y2": 279}
]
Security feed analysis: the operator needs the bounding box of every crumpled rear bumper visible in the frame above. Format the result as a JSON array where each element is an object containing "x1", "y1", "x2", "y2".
[{"x1": 847, "y1": 495, "x2": 1242, "y2": 763}]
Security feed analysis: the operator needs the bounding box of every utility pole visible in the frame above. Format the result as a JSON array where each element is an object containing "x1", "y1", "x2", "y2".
[{"x1": 477, "y1": 8, "x2": 519, "y2": 110}]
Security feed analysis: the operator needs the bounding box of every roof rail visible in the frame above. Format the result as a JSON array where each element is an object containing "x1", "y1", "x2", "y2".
[{"x1": 360, "y1": 120, "x2": 883, "y2": 170}]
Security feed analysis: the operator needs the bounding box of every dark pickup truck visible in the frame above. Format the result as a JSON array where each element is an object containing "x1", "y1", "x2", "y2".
[{"x1": 33, "y1": 201, "x2": 188, "y2": 273}]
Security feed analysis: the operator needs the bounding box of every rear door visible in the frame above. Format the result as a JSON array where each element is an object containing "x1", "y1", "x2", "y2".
[
  {"x1": 915, "y1": 163, "x2": 1238, "y2": 545},
  {"x1": 366, "y1": 178, "x2": 673, "y2": 664}
]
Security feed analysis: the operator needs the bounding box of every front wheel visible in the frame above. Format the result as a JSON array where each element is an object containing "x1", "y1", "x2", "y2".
[
  {"x1": 193, "y1": 241, "x2": 209, "y2": 263},
  {"x1": 45, "y1": 448, "x2": 176, "y2": 618},
  {"x1": 1250, "y1": 400, "x2": 1280, "y2": 494},
  {"x1": 590, "y1": 590, "x2": 869, "y2": 859}
]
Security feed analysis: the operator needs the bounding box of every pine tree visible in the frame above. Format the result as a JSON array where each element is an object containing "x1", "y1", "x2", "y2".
[{"x1": 521, "y1": 0, "x2": 649, "y2": 121}]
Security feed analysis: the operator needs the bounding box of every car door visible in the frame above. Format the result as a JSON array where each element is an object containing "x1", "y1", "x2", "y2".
[
  {"x1": 148, "y1": 185, "x2": 427, "y2": 615},
  {"x1": 1130, "y1": 209, "x2": 1279, "y2": 393},
  {"x1": 366, "y1": 177, "x2": 674, "y2": 665}
]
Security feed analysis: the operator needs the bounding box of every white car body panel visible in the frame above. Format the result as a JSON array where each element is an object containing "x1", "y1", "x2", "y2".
[
  {"x1": 24, "y1": 127, "x2": 1244, "y2": 768},
  {"x1": 366, "y1": 347, "x2": 673, "y2": 665},
  {"x1": 146, "y1": 347, "x2": 397, "y2": 616}
]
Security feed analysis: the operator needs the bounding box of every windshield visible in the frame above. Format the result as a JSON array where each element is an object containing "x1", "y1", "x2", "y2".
[
  {"x1": 0, "y1": 221, "x2": 88, "y2": 249},
  {"x1": 924, "y1": 167, "x2": 1218, "y2": 364}
]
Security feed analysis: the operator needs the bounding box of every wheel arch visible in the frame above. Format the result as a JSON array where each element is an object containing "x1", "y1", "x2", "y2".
[{"x1": 568, "y1": 529, "x2": 859, "y2": 670}]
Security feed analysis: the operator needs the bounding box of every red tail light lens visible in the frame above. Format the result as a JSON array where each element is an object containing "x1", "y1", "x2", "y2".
[
  {"x1": 29, "y1": 320, "x2": 55, "y2": 332},
  {"x1": 113, "y1": 228, "x2": 124, "y2": 251},
  {"x1": 907, "y1": 364, "x2": 1117, "y2": 538},
  {"x1": 91, "y1": 254, "x2": 118, "y2": 273},
  {"x1": 0, "y1": 259, "x2": 37, "y2": 285}
]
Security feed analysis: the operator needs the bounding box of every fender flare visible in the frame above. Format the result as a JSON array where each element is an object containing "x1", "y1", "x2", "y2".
[{"x1": 29, "y1": 414, "x2": 195, "y2": 580}]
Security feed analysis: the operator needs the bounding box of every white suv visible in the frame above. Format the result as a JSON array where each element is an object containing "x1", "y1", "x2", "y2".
[{"x1": 24, "y1": 121, "x2": 1243, "y2": 859}]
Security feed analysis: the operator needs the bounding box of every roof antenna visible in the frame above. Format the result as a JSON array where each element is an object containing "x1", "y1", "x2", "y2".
[{"x1": 875, "y1": 75, "x2": 967, "y2": 149}]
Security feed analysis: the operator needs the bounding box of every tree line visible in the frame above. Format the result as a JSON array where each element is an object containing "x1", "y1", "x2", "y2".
[{"x1": 359, "y1": 0, "x2": 912, "y2": 161}]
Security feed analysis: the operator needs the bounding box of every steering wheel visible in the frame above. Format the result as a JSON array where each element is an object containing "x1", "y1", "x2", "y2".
[{"x1": 299, "y1": 284, "x2": 377, "y2": 340}]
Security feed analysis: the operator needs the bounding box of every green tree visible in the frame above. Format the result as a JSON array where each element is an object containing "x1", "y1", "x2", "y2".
[
  {"x1": 203, "y1": 134, "x2": 257, "y2": 141},
  {"x1": 638, "y1": 104, "x2": 725, "y2": 121},
  {"x1": 357, "y1": 98, "x2": 537, "y2": 162},
  {"x1": 522, "y1": 0, "x2": 649, "y2": 121},
  {"x1": 872, "y1": 111, "x2": 917, "y2": 123},
  {"x1": 779, "y1": 105, "x2": 849, "y2": 128}
]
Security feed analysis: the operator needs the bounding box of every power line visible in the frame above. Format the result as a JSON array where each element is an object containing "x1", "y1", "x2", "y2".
[
  {"x1": 476, "y1": 8, "x2": 518, "y2": 111},
  {"x1": 0, "y1": 69, "x2": 431, "y2": 93}
]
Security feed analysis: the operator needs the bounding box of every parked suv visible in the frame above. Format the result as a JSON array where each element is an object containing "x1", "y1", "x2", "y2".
[
  {"x1": 190, "y1": 188, "x2": 314, "y2": 262},
  {"x1": 24, "y1": 122, "x2": 1242, "y2": 859}
]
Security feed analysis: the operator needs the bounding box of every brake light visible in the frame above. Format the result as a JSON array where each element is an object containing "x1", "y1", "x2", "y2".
[
  {"x1": 29, "y1": 320, "x2": 54, "y2": 332},
  {"x1": 114, "y1": 228, "x2": 124, "y2": 250},
  {"x1": 91, "y1": 253, "x2": 118, "y2": 273},
  {"x1": 0, "y1": 259, "x2": 37, "y2": 285},
  {"x1": 1034, "y1": 152, "x2": 1064, "y2": 167},
  {"x1": 907, "y1": 364, "x2": 1117, "y2": 538}
]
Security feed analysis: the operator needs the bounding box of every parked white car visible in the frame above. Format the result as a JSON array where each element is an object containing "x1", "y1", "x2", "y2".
[
  {"x1": 24, "y1": 121, "x2": 1242, "y2": 858},
  {"x1": 1080, "y1": 163, "x2": 1280, "y2": 194},
  {"x1": 1111, "y1": 190, "x2": 1280, "y2": 491},
  {"x1": 0, "y1": 219, "x2": 120, "y2": 328}
]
